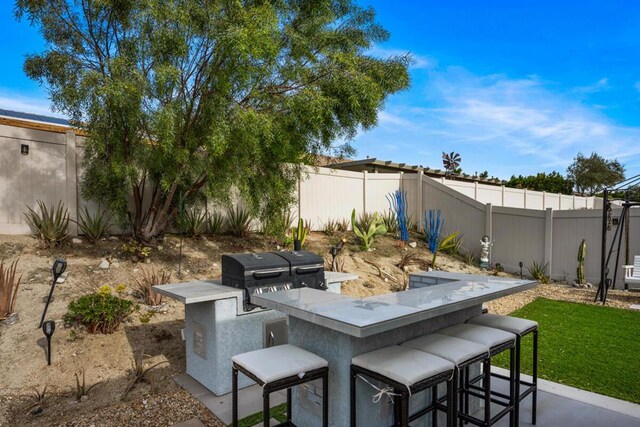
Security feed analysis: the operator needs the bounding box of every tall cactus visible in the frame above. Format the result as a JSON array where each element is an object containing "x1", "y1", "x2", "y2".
[{"x1": 576, "y1": 239, "x2": 586, "y2": 284}]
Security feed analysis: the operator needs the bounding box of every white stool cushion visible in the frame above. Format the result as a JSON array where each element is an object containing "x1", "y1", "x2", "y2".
[
  {"x1": 438, "y1": 324, "x2": 516, "y2": 349},
  {"x1": 352, "y1": 345, "x2": 454, "y2": 387},
  {"x1": 402, "y1": 333, "x2": 489, "y2": 365},
  {"x1": 467, "y1": 314, "x2": 538, "y2": 336},
  {"x1": 232, "y1": 344, "x2": 328, "y2": 385}
]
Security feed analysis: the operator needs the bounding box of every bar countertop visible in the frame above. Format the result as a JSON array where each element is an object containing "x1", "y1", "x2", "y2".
[{"x1": 251, "y1": 273, "x2": 536, "y2": 338}]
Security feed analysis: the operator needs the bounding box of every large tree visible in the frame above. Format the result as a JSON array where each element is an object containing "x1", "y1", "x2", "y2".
[
  {"x1": 567, "y1": 152, "x2": 625, "y2": 195},
  {"x1": 16, "y1": 0, "x2": 409, "y2": 241},
  {"x1": 505, "y1": 171, "x2": 574, "y2": 195}
]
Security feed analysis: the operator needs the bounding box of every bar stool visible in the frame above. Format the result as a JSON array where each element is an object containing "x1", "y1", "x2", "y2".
[
  {"x1": 438, "y1": 324, "x2": 517, "y2": 427},
  {"x1": 351, "y1": 345, "x2": 456, "y2": 426},
  {"x1": 232, "y1": 344, "x2": 329, "y2": 427},
  {"x1": 467, "y1": 314, "x2": 538, "y2": 425},
  {"x1": 402, "y1": 334, "x2": 490, "y2": 427}
]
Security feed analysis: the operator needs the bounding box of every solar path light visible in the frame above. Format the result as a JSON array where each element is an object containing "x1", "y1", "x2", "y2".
[
  {"x1": 39, "y1": 259, "x2": 67, "y2": 329},
  {"x1": 519, "y1": 261, "x2": 524, "y2": 279},
  {"x1": 42, "y1": 320, "x2": 56, "y2": 366}
]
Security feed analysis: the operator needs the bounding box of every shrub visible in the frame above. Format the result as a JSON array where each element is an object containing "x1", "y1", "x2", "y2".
[
  {"x1": 290, "y1": 218, "x2": 310, "y2": 248},
  {"x1": 132, "y1": 267, "x2": 171, "y2": 306},
  {"x1": 122, "y1": 239, "x2": 151, "y2": 262},
  {"x1": 207, "y1": 211, "x2": 226, "y2": 235},
  {"x1": 381, "y1": 210, "x2": 398, "y2": 235},
  {"x1": 226, "y1": 205, "x2": 253, "y2": 237},
  {"x1": 64, "y1": 288, "x2": 135, "y2": 334},
  {"x1": 24, "y1": 200, "x2": 70, "y2": 247},
  {"x1": 528, "y1": 261, "x2": 550, "y2": 284},
  {"x1": 351, "y1": 209, "x2": 386, "y2": 250},
  {"x1": 75, "y1": 207, "x2": 113, "y2": 242},
  {"x1": 324, "y1": 219, "x2": 338, "y2": 236},
  {"x1": 441, "y1": 233, "x2": 463, "y2": 255},
  {"x1": 336, "y1": 218, "x2": 349, "y2": 232},
  {"x1": 0, "y1": 259, "x2": 22, "y2": 320},
  {"x1": 179, "y1": 208, "x2": 207, "y2": 237},
  {"x1": 354, "y1": 211, "x2": 377, "y2": 233}
]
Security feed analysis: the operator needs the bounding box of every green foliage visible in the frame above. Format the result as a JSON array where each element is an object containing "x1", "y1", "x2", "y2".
[
  {"x1": 138, "y1": 310, "x2": 157, "y2": 324},
  {"x1": 577, "y1": 239, "x2": 586, "y2": 285},
  {"x1": 75, "y1": 207, "x2": 113, "y2": 243},
  {"x1": 431, "y1": 231, "x2": 460, "y2": 269},
  {"x1": 463, "y1": 251, "x2": 477, "y2": 266},
  {"x1": 263, "y1": 209, "x2": 295, "y2": 239},
  {"x1": 233, "y1": 403, "x2": 288, "y2": 427},
  {"x1": 381, "y1": 210, "x2": 398, "y2": 235},
  {"x1": 0, "y1": 259, "x2": 22, "y2": 320},
  {"x1": 132, "y1": 267, "x2": 171, "y2": 306},
  {"x1": 291, "y1": 218, "x2": 310, "y2": 248},
  {"x1": 567, "y1": 152, "x2": 625, "y2": 195},
  {"x1": 324, "y1": 219, "x2": 338, "y2": 236},
  {"x1": 16, "y1": 0, "x2": 410, "y2": 242},
  {"x1": 64, "y1": 291, "x2": 135, "y2": 334},
  {"x1": 24, "y1": 200, "x2": 70, "y2": 247},
  {"x1": 226, "y1": 205, "x2": 253, "y2": 238},
  {"x1": 505, "y1": 171, "x2": 574, "y2": 195},
  {"x1": 528, "y1": 261, "x2": 550, "y2": 284},
  {"x1": 336, "y1": 218, "x2": 350, "y2": 233},
  {"x1": 440, "y1": 233, "x2": 463, "y2": 255},
  {"x1": 351, "y1": 209, "x2": 386, "y2": 250},
  {"x1": 354, "y1": 211, "x2": 378, "y2": 234},
  {"x1": 122, "y1": 239, "x2": 151, "y2": 262},
  {"x1": 179, "y1": 208, "x2": 208, "y2": 237},
  {"x1": 207, "y1": 211, "x2": 226, "y2": 235}
]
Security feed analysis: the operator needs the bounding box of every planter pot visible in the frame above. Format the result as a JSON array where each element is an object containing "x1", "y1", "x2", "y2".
[{"x1": 293, "y1": 239, "x2": 302, "y2": 251}]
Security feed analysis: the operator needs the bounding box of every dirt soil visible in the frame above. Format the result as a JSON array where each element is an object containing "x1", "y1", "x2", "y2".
[{"x1": 0, "y1": 231, "x2": 638, "y2": 426}]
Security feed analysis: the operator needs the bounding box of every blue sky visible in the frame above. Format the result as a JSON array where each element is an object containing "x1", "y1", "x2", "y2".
[{"x1": 2, "y1": 1, "x2": 640, "y2": 179}]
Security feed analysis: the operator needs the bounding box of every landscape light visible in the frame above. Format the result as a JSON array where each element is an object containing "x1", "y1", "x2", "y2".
[
  {"x1": 42, "y1": 320, "x2": 56, "y2": 366},
  {"x1": 39, "y1": 258, "x2": 67, "y2": 329},
  {"x1": 519, "y1": 261, "x2": 524, "y2": 279}
]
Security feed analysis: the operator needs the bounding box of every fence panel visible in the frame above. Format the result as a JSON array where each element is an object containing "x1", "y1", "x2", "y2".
[{"x1": 491, "y1": 207, "x2": 546, "y2": 272}]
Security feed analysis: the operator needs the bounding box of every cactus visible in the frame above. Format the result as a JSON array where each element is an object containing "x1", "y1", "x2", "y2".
[
  {"x1": 351, "y1": 209, "x2": 387, "y2": 250},
  {"x1": 577, "y1": 239, "x2": 586, "y2": 284},
  {"x1": 291, "y1": 218, "x2": 310, "y2": 249}
]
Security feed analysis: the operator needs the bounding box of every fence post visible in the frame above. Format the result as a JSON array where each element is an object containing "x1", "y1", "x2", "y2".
[
  {"x1": 485, "y1": 203, "x2": 493, "y2": 265},
  {"x1": 501, "y1": 185, "x2": 505, "y2": 206},
  {"x1": 573, "y1": 195, "x2": 576, "y2": 210},
  {"x1": 297, "y1": 172, "x2": 302, "y2": 221},
  {"x1": 542, "y1": 191, "x2": 546, "y2": 209},
  {"x1": 544, "y1": 208, "x2": 553, "y2": 276},
  {"x1": 474, "y1": 181, "x2": 479, "y2": 200},
  {"x1": 523, "y1": 188, "x2": 527, "y2": 209},
  {"x1": 66, "y1": 131, "x2": 78, "y2": 236},
  {"x1": 416, "y1": 170, "x2": 423, "y2": 231},
  {"x1": 362, "y1": 170, "x2": 368, "y2": 213}
]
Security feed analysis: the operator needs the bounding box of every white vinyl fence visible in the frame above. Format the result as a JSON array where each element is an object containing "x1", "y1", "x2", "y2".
[{"x1": 2, "y1": 120, "x2": 631, "y2": 286}]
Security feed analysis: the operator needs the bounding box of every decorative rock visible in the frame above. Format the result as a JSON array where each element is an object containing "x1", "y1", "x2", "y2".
[
  {"x1": 98, "y1": 259, "x2": 110, "y2": 270},
  {"x1": 109, "y1": 236, "x2": 119, "y2": 241},
  {"x1": 71, "y1": 237, "x2": 83, "y2": 244},
  {"x1": 408, "y1": 242, "x2": 417, "y2": 248},
  {"x1": 80, "y1": 394, "x2": 89, "y2": 402},
  {"x1": 157, "y1": 246, "x2": 163, "y2": 251},
  {"x1": 630, "y1": 304, "x2": 640, "y2": 311}
]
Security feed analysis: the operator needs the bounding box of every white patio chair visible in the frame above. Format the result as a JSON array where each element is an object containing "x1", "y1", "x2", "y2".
[{"x1": 623, "y1": 255, "x2": 640, "y2": 290}]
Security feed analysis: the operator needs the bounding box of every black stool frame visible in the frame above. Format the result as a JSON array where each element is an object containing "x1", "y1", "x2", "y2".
[
  {"x1": 484, "y1": 327, "x2": 538, "y2": 425},
  {"x1": 232, "y1": 362, "x2": 329, "y2": 427},
  {"x1": 462, "y1": 340, "x2": 517, "y2": 427},
  {"x1": 350, "y1": 364, "x2": 455, "y2": 427}
]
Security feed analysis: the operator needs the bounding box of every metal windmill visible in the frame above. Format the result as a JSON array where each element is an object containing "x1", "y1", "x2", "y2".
[{"x1": 442, "y1": 151, "x2": 461, "y2": 175}]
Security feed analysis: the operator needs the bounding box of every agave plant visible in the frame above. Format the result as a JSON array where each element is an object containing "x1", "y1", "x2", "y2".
[
  {"x1": 24, "y1": 200, "x2": 70, "y2": 247},
  {"x1": 0, "y1": 259, "x2": 22, "y2": 320},
  {"x1": 528, "y1": 261, "x2": 550, "y2": 284},
  {"x1": 226, "y1": 205, "x2": 253, "y2": 237},
  {"x1": 324, "y1": 219, "x2": 338, "y2": 236},
  {"x1": 75, "y1": 207, "x2": 113, "y2": 242},
  {"x1": 207, "y1": 211, "x2": 226, "y2": 235},
  {"x1": 290, "y1": 218, "x2": 311, "y2": 248},
  {"x1": 381, "y1": 210, "x2": 398, "y2": 235},
  {"x1": 431, "y1": 231, "x2": 460, "y2": 269},
  {"x1": 351, "y1": 209, "x2": 386, "y2": 250},
  {"x1": 132, "y1": 267, "x2": 171, "y2": 306},
  {"x1": 179, "y1": 208, "x2": 208, "y2": 237}
]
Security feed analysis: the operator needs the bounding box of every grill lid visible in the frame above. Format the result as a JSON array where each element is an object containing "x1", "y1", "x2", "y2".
[
  {"x1": 273, "y1": 250, "x2": 324, "y2": 268},
  {"x1": 222, "y1": 252, "x2": 289, "y2": 275}
]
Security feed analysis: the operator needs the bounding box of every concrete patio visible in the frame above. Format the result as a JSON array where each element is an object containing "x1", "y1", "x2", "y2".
[{"x1": 175, "y1": 367, "x2": 640, "y2": 426}]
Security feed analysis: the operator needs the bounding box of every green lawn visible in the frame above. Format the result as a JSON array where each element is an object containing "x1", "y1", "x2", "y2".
[
  {"x1": 493, "y1": 298, "x2": 640, "y2": 403},
  {"x1": 231, "y1": 403, "x2": 287, "y2": 427}
]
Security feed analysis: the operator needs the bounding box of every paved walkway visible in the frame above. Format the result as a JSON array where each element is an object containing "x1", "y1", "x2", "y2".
[{"x1": 175, "y1": 369, "x2": 640, "y2": 426}]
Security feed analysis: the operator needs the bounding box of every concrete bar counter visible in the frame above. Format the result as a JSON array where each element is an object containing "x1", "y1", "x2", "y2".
[{"x1": 251, "y1": 273, "x2": 536, "y2": 427}]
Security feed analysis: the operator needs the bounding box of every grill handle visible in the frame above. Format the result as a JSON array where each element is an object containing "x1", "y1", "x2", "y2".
[
  {"x1": 252, "y1": 269, "x2": 284, "y2": 279},
  {"x1": 296, "y1": 266, "x2": 320, "y2": 274}
]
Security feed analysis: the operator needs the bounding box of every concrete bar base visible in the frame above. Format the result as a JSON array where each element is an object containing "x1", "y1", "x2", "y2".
[{"x1": 288, "y1": 305, "x2": 483, "y2": 427}]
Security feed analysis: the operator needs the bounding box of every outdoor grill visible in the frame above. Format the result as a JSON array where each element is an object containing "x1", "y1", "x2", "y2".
[{"x1": 221, "y1": 250, "x2": 326, "y2": 311}]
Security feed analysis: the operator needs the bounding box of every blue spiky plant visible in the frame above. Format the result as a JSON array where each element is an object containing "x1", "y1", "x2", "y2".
[
  {"x1": 387, "y1": 190, "x2": 409, "y2": 242},
  {"x1": 423, "y1": 209, "x2": 444, "y2": 253}
]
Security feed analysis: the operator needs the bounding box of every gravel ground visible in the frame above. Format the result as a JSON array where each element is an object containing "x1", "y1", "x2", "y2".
[{"x1": 487, "y1": 281, "x2": 640, "y2": 315}]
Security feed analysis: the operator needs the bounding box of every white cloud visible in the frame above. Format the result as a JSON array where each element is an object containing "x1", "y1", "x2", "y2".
[
  {"x1": 0, "y1": 89, "x2": 62, "y2": 118},
  {"x1": 574, "y1": 78, "x2": 609, "y2": 94},
  {"x1": 355, "y1": 64, "x2": 640, "y2": 177}
]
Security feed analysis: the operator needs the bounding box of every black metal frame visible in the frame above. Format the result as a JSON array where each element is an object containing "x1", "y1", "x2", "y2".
[
  {"x1": 232, "y1": 363, "x2": 329, "y2": 427},
  {"x1": 350, "y1": 364, "x2": 455, "y2": 426},
  {"x1": 461, "y1": 340, "x2": 517, "y2": 427},
  {"x1": 596, "y1": 174, "x2": 640, "y2": 304}
]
